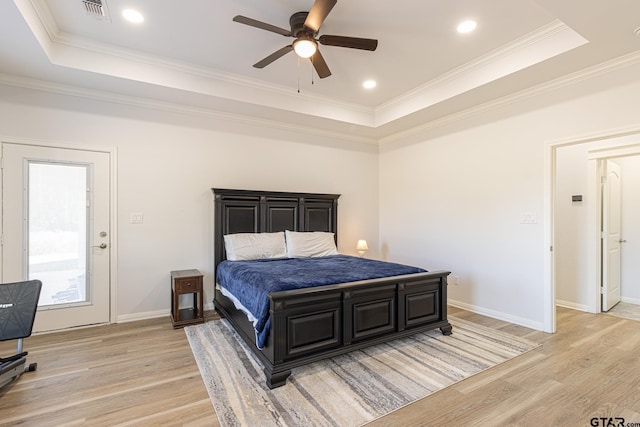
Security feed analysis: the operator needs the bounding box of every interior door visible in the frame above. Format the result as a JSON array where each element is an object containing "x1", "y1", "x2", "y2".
[
  {"x1": 1, "y1": 142, "x2": 111, "y2": 332},
  {"x1": 602, "y1": 159, "x2": 622, "y2": 312}
]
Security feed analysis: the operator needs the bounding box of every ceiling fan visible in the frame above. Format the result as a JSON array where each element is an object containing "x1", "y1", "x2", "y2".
[{"x1": 233, "y1": 0, "x2": 378, "y2": 79}]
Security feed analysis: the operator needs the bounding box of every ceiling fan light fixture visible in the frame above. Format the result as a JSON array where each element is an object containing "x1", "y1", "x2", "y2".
[{"x1": 293, "y1": 38, "x2": 317, "y2": 58}]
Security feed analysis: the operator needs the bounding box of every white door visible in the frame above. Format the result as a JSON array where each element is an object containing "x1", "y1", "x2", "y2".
[
  {"x1": 602, "y1": 159, "x2": 622, "y2": 312},
  {"x1": 1, "y1": 142, "x2": 111, "y2": 332}
]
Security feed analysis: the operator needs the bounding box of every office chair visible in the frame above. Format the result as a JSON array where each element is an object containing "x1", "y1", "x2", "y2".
[{"x1": 0, "y1": 280, "x2": 42, "y2": 390}]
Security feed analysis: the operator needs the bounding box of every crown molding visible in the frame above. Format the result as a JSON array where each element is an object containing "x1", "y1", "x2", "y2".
[
  {"x1": 0, "y1": 73, "x2": 378, "y2": 146},
  {"x1": 14, "y1": 0, "x2": 57, "y2": 54},
  {"x1": 27, "y1": 0, "x2": 59, "y2": 37},
  {"x1": 50, "y1": 32, "x2": 373, "y2": 117},
  {"x1": 2, "y1": 47, "x2": 638, "y2": 151},
  {"x1": 379, "y1": 50, "x2": 640, "y2": 147}
]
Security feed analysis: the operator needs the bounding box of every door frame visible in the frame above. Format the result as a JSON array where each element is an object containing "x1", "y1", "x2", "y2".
[
  {"x1": 0, "y1": 137, "x2": 118, "y2": 327},
  {"x1": 545, "y1": 125, "x2": 640, "y2": 333}
]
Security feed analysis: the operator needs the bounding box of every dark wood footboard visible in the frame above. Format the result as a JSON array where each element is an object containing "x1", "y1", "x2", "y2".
[{"x1": 215, "y1": 270, "x2": 451, "y2": 388}]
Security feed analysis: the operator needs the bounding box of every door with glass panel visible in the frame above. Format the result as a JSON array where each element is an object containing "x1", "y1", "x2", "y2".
[{"x1": 1, "y1": 142, "x2": 111, "y2": 332}]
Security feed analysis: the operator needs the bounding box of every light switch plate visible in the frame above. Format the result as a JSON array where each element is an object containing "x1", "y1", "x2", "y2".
[
  {"x1": 520, "y1": 212, "x2": 537, "y2": 224},
  {"x1": 130, "y1": 212, "x2": 144, "y2": 224}
]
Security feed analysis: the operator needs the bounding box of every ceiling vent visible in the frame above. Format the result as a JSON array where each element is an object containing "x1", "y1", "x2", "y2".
[{"x1": 82, "y1": 0, "x2": 111, "y2": 21}]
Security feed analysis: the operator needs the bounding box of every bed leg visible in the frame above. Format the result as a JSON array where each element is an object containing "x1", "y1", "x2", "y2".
[
  {"x1": 265, "y1": 369, "x2": 291, "y2": 389},
  {"x1": 440, "y1": 323, "x2": 453, "y2": 335},
  {"x1": 212, "y1": 298, "x2": 226, "y2": 318}
]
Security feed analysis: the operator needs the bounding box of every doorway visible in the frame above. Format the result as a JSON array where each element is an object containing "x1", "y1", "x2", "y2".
[
  {"x1": 1, "y1": 142, "x2": 113, "y2": 332},
  {"x1": 547, "y1": 132, "x2": 640, "y2": 333}
]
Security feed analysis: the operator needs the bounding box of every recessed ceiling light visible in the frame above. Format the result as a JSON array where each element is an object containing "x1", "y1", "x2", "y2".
[
  {"x1": 363, "y1": 80, "x2": 377, "y2": 89},
  {"x1": 122, "y1": 9, "x2": 144, "y2": 24},
  {"x1": 457, "y1": 20, "x2": 477, "y2": 34}
]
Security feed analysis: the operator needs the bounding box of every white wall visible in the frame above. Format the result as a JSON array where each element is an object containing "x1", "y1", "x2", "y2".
[
  {"x1": 2, "y1": 58, "x2": 640, "y2": 330},
  {"x1": 379, "y1": 60, "x2": 640, "y2": 330},
  {"x1": 0, "y1": 84, "x2": 380, "y2": 320},
  {"x1": 554, "y1": 144, "x2": 591, "y2": 310}
]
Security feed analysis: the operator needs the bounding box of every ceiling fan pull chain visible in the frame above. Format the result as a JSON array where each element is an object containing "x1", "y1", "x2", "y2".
[
  {"x1": 311, "y1": 56, "x2": 315, "y2": 85},
  {"x1": 297, "y1": 56, "x2": 301, "y2": 93}
]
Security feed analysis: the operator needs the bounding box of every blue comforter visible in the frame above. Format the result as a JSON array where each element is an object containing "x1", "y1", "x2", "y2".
[{"x1": 216, "y1": 255, "x2": 426, "y2": 348}]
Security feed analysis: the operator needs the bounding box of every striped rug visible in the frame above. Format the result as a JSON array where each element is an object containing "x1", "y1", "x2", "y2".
[{"x1": 185, "y1": 316, "x2": 538, "y2": 426}]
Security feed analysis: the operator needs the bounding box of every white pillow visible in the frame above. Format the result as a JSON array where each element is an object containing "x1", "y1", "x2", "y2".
[
  {"x1": 285, "y1": 230, "x2": 338, "y2": 258},
  {"x1": 224, "y1": 232, "x2": 286, "y2": 261}
]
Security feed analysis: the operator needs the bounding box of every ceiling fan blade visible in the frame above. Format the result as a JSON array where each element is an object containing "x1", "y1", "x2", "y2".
[
  {"x1": 253, "y1": 45, "x2": 293, "y2": 68},
  {"x1": 304, "y1": 0, "x2": 337, "y2": 32},
  {"x1": 319, "y1": 35, "x2": 378, "y2": 51},
  {"x1": 310, "y1": 49, "x2": 331, "y2": 78},
  {"x1": 233, "y1": 15, "x2": 292, "y2": 37}
]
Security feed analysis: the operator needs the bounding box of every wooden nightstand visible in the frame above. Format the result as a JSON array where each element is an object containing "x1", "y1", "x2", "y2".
[{"x1": 170, "y1": 269, "x2": 204, "y2": 328}]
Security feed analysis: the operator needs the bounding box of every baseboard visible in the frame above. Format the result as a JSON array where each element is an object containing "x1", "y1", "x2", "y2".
[
  {"x1": 556, "y1": 298, "x2": 640, "y2": 312},
  {"x1": 448, "y1": 299, "x2": 544, "y2": 331},
  {"x1": 117, "y1": 309, "x2": 168, "y2": 323},
  {"x1": 116, "y1": 302, "x2": 215, "y2": 323},
  {"x1": 555, "y1": 299, "x2": 589, "y2": 312},
  {"x1": 621, "y1": 296, "x2": 640, "y2": 305}
]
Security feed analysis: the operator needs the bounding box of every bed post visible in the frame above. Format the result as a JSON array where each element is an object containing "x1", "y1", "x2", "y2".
[{"x1": 440, "y1": 275, "x2": 452, "y2": 335}]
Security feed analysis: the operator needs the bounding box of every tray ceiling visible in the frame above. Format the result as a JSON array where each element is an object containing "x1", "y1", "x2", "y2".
[{"x1": 1, "y1": 0, "x2": 639, "y2": 141}]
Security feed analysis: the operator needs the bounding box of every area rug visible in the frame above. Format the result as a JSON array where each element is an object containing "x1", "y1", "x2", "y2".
[{"x1": 185, "y1": 316, "x2": 538, "y2": 426}]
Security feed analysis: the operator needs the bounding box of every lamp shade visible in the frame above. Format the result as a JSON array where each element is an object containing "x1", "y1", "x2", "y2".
[
  {"x1": 293, "y1": 38, "x2": 317, "y2": 58},
  {"x1": 356, "y1": 240, "x2": 368, "y2": 251}
]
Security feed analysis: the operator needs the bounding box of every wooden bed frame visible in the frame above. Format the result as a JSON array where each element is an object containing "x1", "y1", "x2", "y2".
[{"x1": 212, "y1": 188, "x2": 452, "y2": 388}]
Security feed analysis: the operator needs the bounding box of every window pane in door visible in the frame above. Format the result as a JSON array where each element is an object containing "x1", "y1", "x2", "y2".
[{"x1": 28, "y1": 162, "x2": 89, "y2": 307}]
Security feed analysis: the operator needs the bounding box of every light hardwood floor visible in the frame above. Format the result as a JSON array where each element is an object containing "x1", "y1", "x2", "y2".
[
  {"x1": 0, "y1": 314, "x2": 220, "y2": 426},
  {"x1": 1, "y1": 307, "x2": 639, "y2": 426}
]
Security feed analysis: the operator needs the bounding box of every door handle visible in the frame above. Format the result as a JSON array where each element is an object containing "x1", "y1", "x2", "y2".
[
  {"x1": 619, "y1": 239, "x2": 627, "y2": 243},
  {"x1": 93, "y1": 243, "x2": 108, "y2": 249}
]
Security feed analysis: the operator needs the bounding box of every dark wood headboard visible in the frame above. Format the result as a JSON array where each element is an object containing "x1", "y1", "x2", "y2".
[{"x1": 212, "y1": 188, "x2": 340, "y2": 270}]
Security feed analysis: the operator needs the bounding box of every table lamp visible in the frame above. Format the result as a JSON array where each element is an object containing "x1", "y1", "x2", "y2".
[{"x1": 356, "y1": 240, "x2": 368, "y2": 258}]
